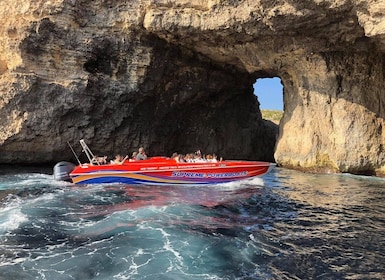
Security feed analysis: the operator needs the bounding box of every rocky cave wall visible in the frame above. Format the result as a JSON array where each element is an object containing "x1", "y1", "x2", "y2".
[
  {"x1": 0, "y1": 0, "x2": 276, "y2": 164},
  {"x1": 1, "y1": 0, "x2": 385, "y2": 174}
]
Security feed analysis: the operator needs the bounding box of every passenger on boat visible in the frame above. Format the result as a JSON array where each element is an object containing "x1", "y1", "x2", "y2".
[
  {"x1": 184, "y1": 153, "x2": 194, "y2": 162},
  {"x1": 171, "y1": 152, "x2": 178, "y2": 161},
  {"x1": 194, "y1": 150, "x2": 206, "y2": 162},
  {"x1": 130, "y1": 152, "x2": 138, "y2": 162},
  {"x1": 171, "y1": 152, "x2": 187, "y2": 163},
  {"x1": 92, "y1": 155, "x2": 107, "y2": 165},
  {"x1": 212, "y1": 154, "x2": 218, "y2": 162},
  {"x1": 136, "y1": 147, "x2": 148, "y2": 160},
  {"x1": 111, "y1": 154, "x2": 128, "y2": 165},
  {"x1": 177, "y1": 154, "x2": 186, "y2": 163},
  {"x1": 205, "y1": 154, "x2": 218, "y2": 162},
  {"x1": 171, "y1": 150, "x2": 219, "y2": 163}
]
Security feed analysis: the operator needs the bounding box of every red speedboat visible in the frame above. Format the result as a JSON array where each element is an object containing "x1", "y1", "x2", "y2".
[{"x1": 53, "y1": 140, "x2": 275, "y2": 185}]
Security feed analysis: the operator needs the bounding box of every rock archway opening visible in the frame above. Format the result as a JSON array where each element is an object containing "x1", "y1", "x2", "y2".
[
  {"x1": 252, "y1": 77, "x2": 284, "y2": 162},
  {"x1": 253, "y1": 77, "x2": 284, "y2": 122}
]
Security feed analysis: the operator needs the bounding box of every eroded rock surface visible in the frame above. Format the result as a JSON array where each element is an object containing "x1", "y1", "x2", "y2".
[{"x1": 0, "y1": 0, "x2": 384, "y2": 174}]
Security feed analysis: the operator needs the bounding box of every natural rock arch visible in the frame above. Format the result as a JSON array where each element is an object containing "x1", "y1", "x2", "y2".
[
  {"x1": 142, "y1": 1, "x2": 385, "y2": 174},
  {"x1": 0, "y1": 0, "x2": 384, "y2": 175}
]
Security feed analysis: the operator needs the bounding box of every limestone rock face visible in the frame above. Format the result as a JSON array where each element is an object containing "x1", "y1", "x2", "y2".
[{"x1": 0, "y1": 0, "x2": 384, "y2": 175}]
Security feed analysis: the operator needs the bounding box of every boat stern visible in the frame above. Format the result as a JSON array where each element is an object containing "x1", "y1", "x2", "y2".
[{"x1": 53, "y1": 161, "x2": 76, "y2": 182}]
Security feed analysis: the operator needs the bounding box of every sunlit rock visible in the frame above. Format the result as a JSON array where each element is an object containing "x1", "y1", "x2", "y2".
[{"x1": 0, "y1": 0, "x2": 384, "y2": 175}]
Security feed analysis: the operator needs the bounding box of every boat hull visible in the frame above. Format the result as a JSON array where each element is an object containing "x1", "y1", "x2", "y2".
[{"x1": 69, "y1": 158, "x2": 275, "y2": 185}]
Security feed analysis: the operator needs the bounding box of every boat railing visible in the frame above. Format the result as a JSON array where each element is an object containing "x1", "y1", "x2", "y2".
[{"x1": 79, "y1": 139, "x2": 100, "y2": 165}]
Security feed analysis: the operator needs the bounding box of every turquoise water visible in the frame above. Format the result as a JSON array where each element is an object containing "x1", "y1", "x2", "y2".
[{"x1": 0, "y1": 167, "x2": 384, "y2": 279}]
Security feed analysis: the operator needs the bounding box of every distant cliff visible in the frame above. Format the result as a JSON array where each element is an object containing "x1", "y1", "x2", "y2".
[{"x1": 0, "y1": 0, "x2": 384, "y2": 175}]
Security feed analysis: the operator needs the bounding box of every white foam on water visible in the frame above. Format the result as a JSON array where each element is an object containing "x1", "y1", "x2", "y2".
[
  {"x1": 0, "y1": 172, "x2": 72, "y2": 191},
  {"x1": 0, "y1": 204, "x2": 28, "y2": 233},
  {"x1": 0, "y1": 256, "x2": 28, "y2": 267},
  {"x1": 122, "y1": 248, "x2": 153, "y2": 278},
  {"x1": 0, "y1": 184, "x2": 67, "y2": 234},
  {"x1": 17, "y1": 173, "x2": 72, "y2": 188},
  {"x1": 26, "y1": 192, "x2": 58, "y2": 205},
  {"x1": 71, "y1": 208, "x2": 142, "y2": 239},
  {"x1": 159, "y1": 228, "x2": 184, "y2": 266},
  {"x1": 216, "y1": 177, "x2": 265, "y2": 189}
]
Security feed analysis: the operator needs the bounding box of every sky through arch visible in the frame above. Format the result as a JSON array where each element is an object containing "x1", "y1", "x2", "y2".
[{"x1": 253, "y1": 77, "x2": 283, "y2": 110}]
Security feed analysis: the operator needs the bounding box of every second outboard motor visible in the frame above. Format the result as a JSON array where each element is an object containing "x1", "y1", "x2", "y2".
[{"x1": 53, "y1": 161, "x2": 76, "y2": 182}]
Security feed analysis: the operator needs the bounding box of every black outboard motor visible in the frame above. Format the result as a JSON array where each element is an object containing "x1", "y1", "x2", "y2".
[{"x1": 53, "y1": 161, "x2": 76, "y2": 182}]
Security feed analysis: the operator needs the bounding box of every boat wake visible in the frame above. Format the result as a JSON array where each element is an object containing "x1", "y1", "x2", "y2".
[
  {"x1": 0, "y1": 167, "x2": 384, "y2": 279},
  {"x1": 218, "y1": 176, "x2": 265, "y2": 188},
  {"x1": 0, "y1": 168, "x2": 272, "y2": 279}
]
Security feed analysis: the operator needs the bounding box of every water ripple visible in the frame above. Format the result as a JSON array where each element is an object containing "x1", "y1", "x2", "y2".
[{"x1": 0, "y1": 168, "x2": 384, "y2": 279}]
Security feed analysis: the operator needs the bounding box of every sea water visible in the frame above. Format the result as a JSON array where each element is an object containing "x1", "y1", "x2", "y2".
[{"x1": 0, "y1": 166, "x2": 384, "y2": 279}]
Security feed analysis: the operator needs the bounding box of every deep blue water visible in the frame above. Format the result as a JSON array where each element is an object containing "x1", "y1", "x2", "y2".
[{"x1": 0, "y1": 166, "x2": 384, "y2": 280}]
